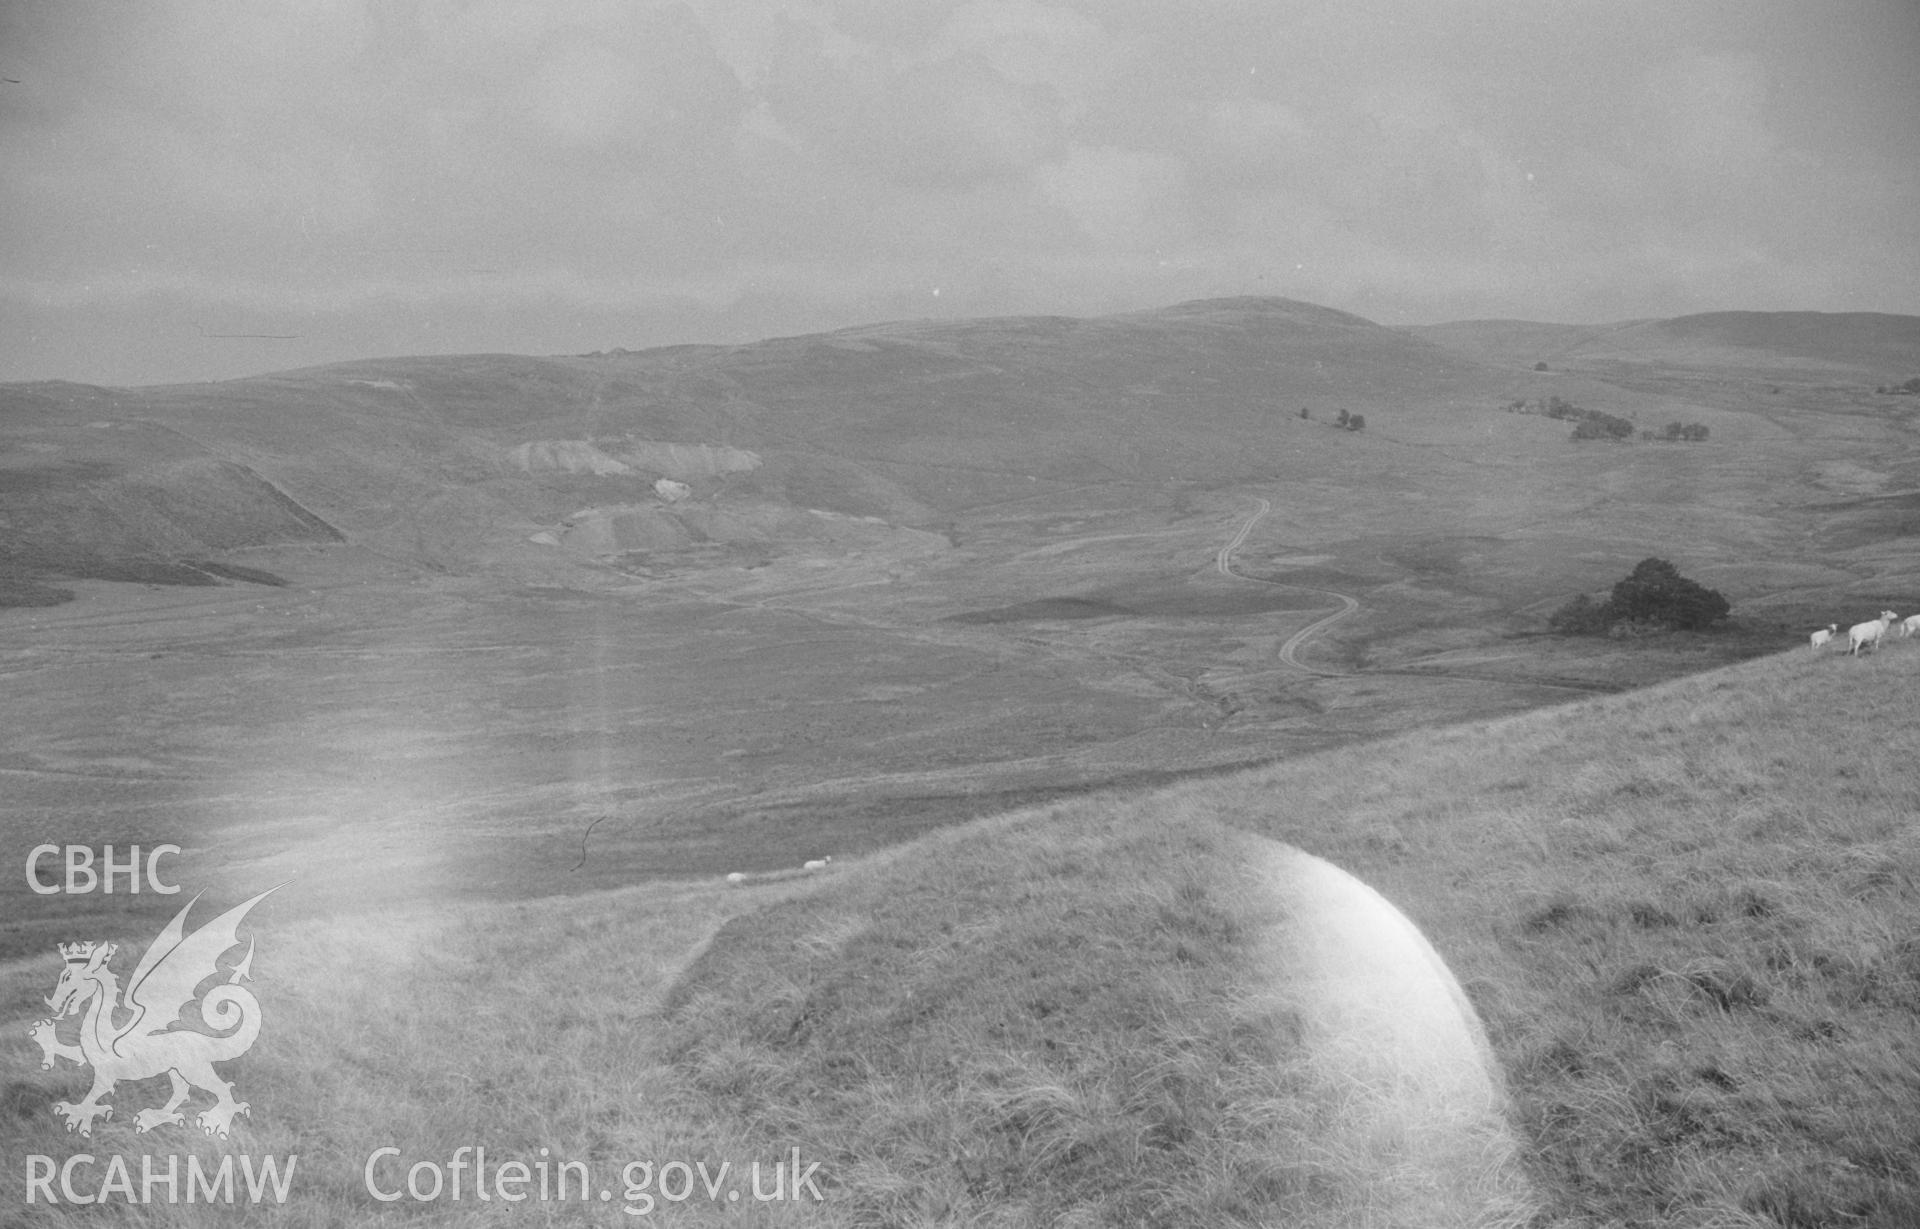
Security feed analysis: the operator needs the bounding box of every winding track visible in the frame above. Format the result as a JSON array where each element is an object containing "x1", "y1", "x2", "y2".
[
  {"x1": 1213, "y1": 497, "x2": 1273, "y2": 577},
  {"x1": 1212, "y1": 497, "x2": 1613, "y2": 693},
  {"x1": 1215, "y1": 498, "x2": 1358, "y2": 676}
]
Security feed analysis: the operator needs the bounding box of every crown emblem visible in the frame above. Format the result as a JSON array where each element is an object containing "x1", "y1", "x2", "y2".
[{"x1": 59, "y1": 941, "x2": 100, "y2": 964}]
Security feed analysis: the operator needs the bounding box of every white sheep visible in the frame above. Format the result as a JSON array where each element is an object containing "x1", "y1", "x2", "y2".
[
  {"x1": 802, "y1": 857, "x2": 832, "y2": 871},
  {"x1": 1901, "y1": 614, "x2": 1920, "y2": 638},
  {"x1": 726, "y1": 871, "x2": 745, "y2": 884},
  {"x1": 1847, "y1": 611, "x2": 1900, "y2": 656},
  {"x1": 1809, "y1": 623, "x2": 1837, "y2": 651}
]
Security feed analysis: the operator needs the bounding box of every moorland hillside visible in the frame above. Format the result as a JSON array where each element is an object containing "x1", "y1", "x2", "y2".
[
  {"x1": 3, "y1": 300, "x2": 1915, "y2": 1224},
  {"x1": 655, "y1": 633, "x2": 1920, "y2": 1226},
  {"x1": 4, "y1": 297, "x2": 1511, "y2": 588},
  {"x1": 4, "y1": 297, "x2": 1915, "y2": 927},
  {"x1": 19, "y1": 296, "x2": 1916, "y2": 601},
  {"x1": 7, "y1": 629, "x2": 1909, "y2": 1226}
]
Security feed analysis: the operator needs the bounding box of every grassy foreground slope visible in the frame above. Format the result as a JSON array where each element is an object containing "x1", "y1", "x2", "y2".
[
  {"x1": 664, "y1": 809, "x2": 1545, "y2": 1227},
  {"x1": 662, "y1": 642, "x2": 1920, "y2": 1227},
  {"x1": 1194, "y1": 642, "x2": 1920, "y2": 1227},
  {"x1": 4, "y1": 639, "x2": 1914, "y2": 1227}
]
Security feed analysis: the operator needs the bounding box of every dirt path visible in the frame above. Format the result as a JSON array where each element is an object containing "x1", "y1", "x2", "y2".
[
  {"x1": 1243, "y1": 839, "x2": 1535, "y2": 1226},
  {"x1": 1215, "y1": 497, "x2": 1359, "y2": 676},
  {"x1": 1215, "y1": 496, "x2": 1273, "y2": 575},
  {"x1": 1214, "y1": 498, "x2": 1611, "y2": 692},
  {"x1": 1275, "y1": 591, "x2": 1360, "y2": 674}
]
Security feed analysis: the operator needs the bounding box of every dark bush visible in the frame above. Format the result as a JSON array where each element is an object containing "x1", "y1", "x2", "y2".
[
  {"x1": 1572, "y1": 410, "x2": 1635, "y2": 440},
  {"x1": 1604, "y1": 558, "x2": 1730, "y2": 631},
  {"x1": 1550, "y1": 558, "x2": 1730, "y2": 635}
]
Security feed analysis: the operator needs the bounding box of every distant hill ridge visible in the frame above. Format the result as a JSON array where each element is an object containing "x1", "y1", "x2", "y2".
[
  {"x1": 0, "y1": 296, "x2": 1497, "y2": 596},
  {"x1": 1657, "y1": 310, "x2": 1920, "y2": 367},
  {"x1": 3, "y1": 296, "x2": 1915, "y2": 600},
  {"x1": 1411, "y1": 307, "x2": 1920, "y2": 374}
]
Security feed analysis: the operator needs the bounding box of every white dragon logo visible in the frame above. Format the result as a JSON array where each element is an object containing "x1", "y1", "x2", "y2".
[{"x1": 27, "y1": 886, "x2": 278, "y2": 1139}]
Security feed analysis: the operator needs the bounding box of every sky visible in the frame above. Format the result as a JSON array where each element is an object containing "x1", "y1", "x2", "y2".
[{"x1": 3, "y1": 0, "x2": 1918, "y2": 387}]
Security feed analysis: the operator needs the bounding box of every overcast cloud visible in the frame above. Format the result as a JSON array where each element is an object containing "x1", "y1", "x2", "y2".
[{"x1": 3, "y1": 0, "x2": 1917, "y2": 385}]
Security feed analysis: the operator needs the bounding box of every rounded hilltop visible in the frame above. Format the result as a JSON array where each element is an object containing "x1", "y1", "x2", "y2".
[
  {"x1": 1140, "y1": 295, "x2": 1391, "y2": 330},
  {"x1": 662, "y1": 799, "x2": 1532, "y2": 1227}
]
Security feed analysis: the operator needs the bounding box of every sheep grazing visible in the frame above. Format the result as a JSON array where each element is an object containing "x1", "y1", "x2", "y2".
[
  {"x1": 1902, "y1": 614, "x2": 1920, "y2": 638},
  {"x1": 1846, "y1": 611, "x2": 1900, "y2": 656},
  {"x1": 1810, "y1": 623, "x2": 1838, "y2": 651},
  {"x1": 802, "y1": 857, "x2": 832, "y2": 871}
]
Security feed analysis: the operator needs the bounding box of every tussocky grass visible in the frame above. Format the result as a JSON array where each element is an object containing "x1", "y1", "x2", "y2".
[
  {"x1": 1191, "y1": 638, "x2": 1920, "y2": 1227},
  {"x1": 657, "y1": 640, "x2": 1920, "y2": 1226},
  {"x1": 3, "y1": 640, "x2": 1916, "y2": 1225}
]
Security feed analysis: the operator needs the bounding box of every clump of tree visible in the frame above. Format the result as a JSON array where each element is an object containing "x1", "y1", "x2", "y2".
[
  {"x1": 1506, "y1": 396, "x2": 1636, "y2": 440},
  {"x1": 1645, "y1": 422, "x2": 1709, "y2": 442},
  {"x1": 1299, "y1": 407, "x2": 1367, "y2": 429},
  {"x1": 1571, "y1": 411, "x2": 1634, "y2": 440},
  {"x1": 1548, "y1": 557, "x2": 1731, "y2": 636},
  {"x1": 1606, "y1": 558, "x2": 1730, "y2": 629},
  {"x1": 1873, "y1": 377, "x2": 1920, "y2": 395}
]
